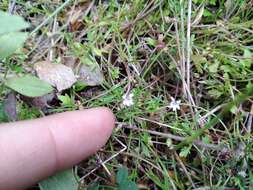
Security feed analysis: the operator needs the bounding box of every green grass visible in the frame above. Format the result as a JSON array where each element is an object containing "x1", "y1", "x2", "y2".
[{"x1": 1, "y1": 0, "x2": 253, "y2": 189}]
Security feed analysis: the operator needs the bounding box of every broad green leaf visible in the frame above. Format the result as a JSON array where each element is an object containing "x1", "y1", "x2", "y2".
[
  {"x1": 39, "y1": 170, "x2": 78, "y2": 190},
  {"x1": 0, "y1": 32, "x2": 28, "y2": 59},
  {"x1": 0, "y1": 11, "x2": 29, "y2": 35},
  {"x1": 116, "y1": 167, "x2": 128, "y2": 185},
  {"x1": 88, "y1": 183, "x2": 100, "y2": 190},
  {"x1": 118, "y1": 181, "x2": 138, "y2": 190},
  {"x1": 5, "y1": 76, "x2": 54, "y2": 97}
]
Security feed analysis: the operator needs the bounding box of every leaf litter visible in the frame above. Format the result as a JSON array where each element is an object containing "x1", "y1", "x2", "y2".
[
  {"x1": 34, "y1": 61, "x2": 77, "y2": 92},
  {"x1": 3, "y1": 92, "x2": 17, "y2": 121},
  {"x1": 76, "y1": 62, "x2": 104, "y2": 86}
]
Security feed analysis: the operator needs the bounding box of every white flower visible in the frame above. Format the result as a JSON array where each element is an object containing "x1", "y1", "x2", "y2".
[
  {"x1": 238, "y1": 171, "x2": 247, "y2": 178},
  {"x1": 122, "y1": 93, "x2": 134, "y2": 107},
  {"x1": 168, "y1": 97, "x2": 181, "y2": 111}
]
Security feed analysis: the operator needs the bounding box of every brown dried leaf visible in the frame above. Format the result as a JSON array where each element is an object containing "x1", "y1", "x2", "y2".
[
  {"x1": 77, "y1": 63, "x2": 104, "y2": 86},
  {"x1": 34, "y1": 61, "x2": 77, "y2": 91},
  {"x1": 192, "y1": 5, "x2": 204, "y2": 26},
  {"x1": 22, "y1": 92, "x2": 55, "y2": 109},
  {"x1": 3, "y1": 92, "x2": 17, "y2": 121}
]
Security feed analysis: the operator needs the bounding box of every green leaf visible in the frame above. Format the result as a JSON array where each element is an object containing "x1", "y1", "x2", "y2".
[
  {"x1": 116, "y1": 167, "x2": 129, "y2": 185},
  {"x1": 240, "y1": 49, "x2": 252, "y2": 68},
  {"x1": 208, "y1": 61, "x2": 219, "y2": 73},
  {"x1": 179, "y1": 146, "x2": 192, "y2": 157},
  {"x1": 118, "y1": 181, "x2": 139, "y2": 190},
  {"x1": 166, "y1": 138, "x2": 173, "y2": 147},
  {"x1": 146, "y1": 37, "x2": 156, "y2": 47},
  {"x1": 5, "y1": 76, "x2": 54, "y2": 97},
  {"x1": 39, "y1": 170, "x2": 78, "y2": 190},
  {"x1": 0, "y1": 32, "x2": 28, "y2": 59},
  {"x1": 203, "y1": 9, "x2": 212, "y2": 17},
  {"x1": 208, "y1": 89, "x2": 223, "y2": 98},
  {"x1": 93, "y1": 47, "x2": 103, "y2": 57},
  {"x1": 0, "y1": 11, "x2": 29, "y2": 35},
  {"x1": 126, "y1": 181, "x2": 138, "y2": 190},
  {"x1": 210, "y1": 0, "x2": 217, "y2": 5},
  {"x1": 58, "y1": 94, "x2": 74, "y2": 106},
  {"x1": 192, "y1": 55, "x2": 206, "y2": 74},
  {"x1": 88, "y1": 183, "x2": 100, "y2": 190}
]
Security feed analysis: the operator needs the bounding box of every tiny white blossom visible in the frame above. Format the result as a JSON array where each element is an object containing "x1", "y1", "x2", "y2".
[
  {"x1": 238, "y1": 171, "x2": 247, "y2": 178},
  {"x1": 168, "y1": 97, "x2": 181, "y2": 111},
  {"x1": 122, "y1": 93, "x2": 134, "y2": 107}
]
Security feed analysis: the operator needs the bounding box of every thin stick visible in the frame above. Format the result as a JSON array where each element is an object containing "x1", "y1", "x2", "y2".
[
  {"x1": 121, "y1": 124, "x2": 226, "y2": 151},
  {"x1": 8, "y1": 0, "x2": 16, "y2": 14},
  {"x1": 176, "y1": 84, "x2": 253, "y2": 149},
  {"x1": 174, "y1": 152, "x2": 196, "y2": 188},
  {"x1": 180, "y1": 0, "x2": 186, "y2": 96},
  {"x1": 120, "y1": 0, "x2": 163, "y2": 31},
  {"x1": 30, "y1": 0, "x2": 72, "y2": 36},
  {"x1": 48, "y1": 16, "x2": 57, "y2": 62},
  {"x1": 79, "y1": 138, "x2": 127, "y2": 181},
  {"x1": 186, "y1": 0, "x2": 192, "y2": 89},
  {"x1": 135, "y1": 116, "x2": 183, "y2": 131}
]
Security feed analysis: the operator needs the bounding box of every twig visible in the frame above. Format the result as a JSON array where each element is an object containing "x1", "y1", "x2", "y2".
[
  {"x1": 174, "y1": 152, "x2": 196, "y2": 188},
  {"x1": 79, "y1": 137, "x2": 127, "y2": 181},
  {"x1": 247, "y1": 105, "x2": 253, "y2": 133},
  {"x1": 186, "y1": 0, "x2": 192, "y2": 90},
  {"x1": 174, "y1": 19, "x2": 184, "y2": 80},
  {"x1": 120, "y1": 0, "x2": 164, "y2": 32},
  {"x1": 30, "y1": 0, "x2": 72, "y2": 36},
  {"x1": 8, "y1": 0, "x2": 16, "y2": 14},
  {"x1": 179, "y1": 0, "x2": 186, "y2": 97},
  {"x1": 134, "y1": 116, "x2": 183, "y2": 131},
  {"x1": 95, "y1": 154, "x2": 111, "y2": 177},
  {"x1": 176, "y1": 84, "x2": 253, "y2": 149},
  {"x1": 198, "y1": 104, "x2": 224, "y2": 122},
  {"x1": 120, "y1": 124, "x2": 227, "y2": 151},
  {"x1": 48, "y1": 16, "x2": 58, "y2": 62},
  {"x1": 166, "y1": 51, "x2": 196, "y2": 110},
  {"x1": 177, "y1": 0, "x2": 197, "y2": 117}
]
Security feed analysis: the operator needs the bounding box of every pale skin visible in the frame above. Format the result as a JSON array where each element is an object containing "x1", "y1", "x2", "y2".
[{"x1": 0, "y1": 107, "x2": 115, "y2": 190}]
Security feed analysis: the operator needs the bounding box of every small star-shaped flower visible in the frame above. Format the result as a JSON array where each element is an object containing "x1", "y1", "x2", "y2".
[
  {"x1": 168, "y1": 97, "x2": 181, "y2": 111},
  {"x1": 122, "y1": 93, "x2": 134, "y2": 107}
]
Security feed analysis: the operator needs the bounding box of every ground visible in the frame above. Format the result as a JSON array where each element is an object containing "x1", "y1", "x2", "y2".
[{"x1": 0, "y1": 0, "x2": 253, "y2": 189}]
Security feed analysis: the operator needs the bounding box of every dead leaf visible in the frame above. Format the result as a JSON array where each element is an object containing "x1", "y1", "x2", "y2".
[
  {"x1": 225, "y1": 0, "x2": 233, "y2": 16},
  {"x1": 63, "y1": 56, "x2": 77, "y2": 68},
  {"x1": 22, "y1": 92, "x2": 55, "y2": 109},
  {"x1": 34, "y1": 61, "x2": 77, "y2": 91},
  {"x1": 192, "y1": 5, "x2": 204, "y2": 26},
  {"x1": 76, "y1": 63, "x2": 104, "y2": 86},
  {"x1": 3, "y1": 92, "x2": 17, "y2": 121},
  {"x1": 66, "y1": 3, "x2": 90, "y2": 32}
]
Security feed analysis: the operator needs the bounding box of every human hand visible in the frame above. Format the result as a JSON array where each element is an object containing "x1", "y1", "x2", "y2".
[{"x1": 0, "y1": 107, "x2": 115, "y2": 190}]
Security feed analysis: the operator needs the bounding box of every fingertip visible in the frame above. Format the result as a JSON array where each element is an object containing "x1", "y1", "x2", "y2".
[
  {"x1": 47, "y1": 107, "x2": 115, "y2": 169},
  {"x1": 94, "y1": 107, "x2": 115, "y2": 130},
  {"x1": 0, "y1": 107, "x2": 115, "y2": 190}
]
